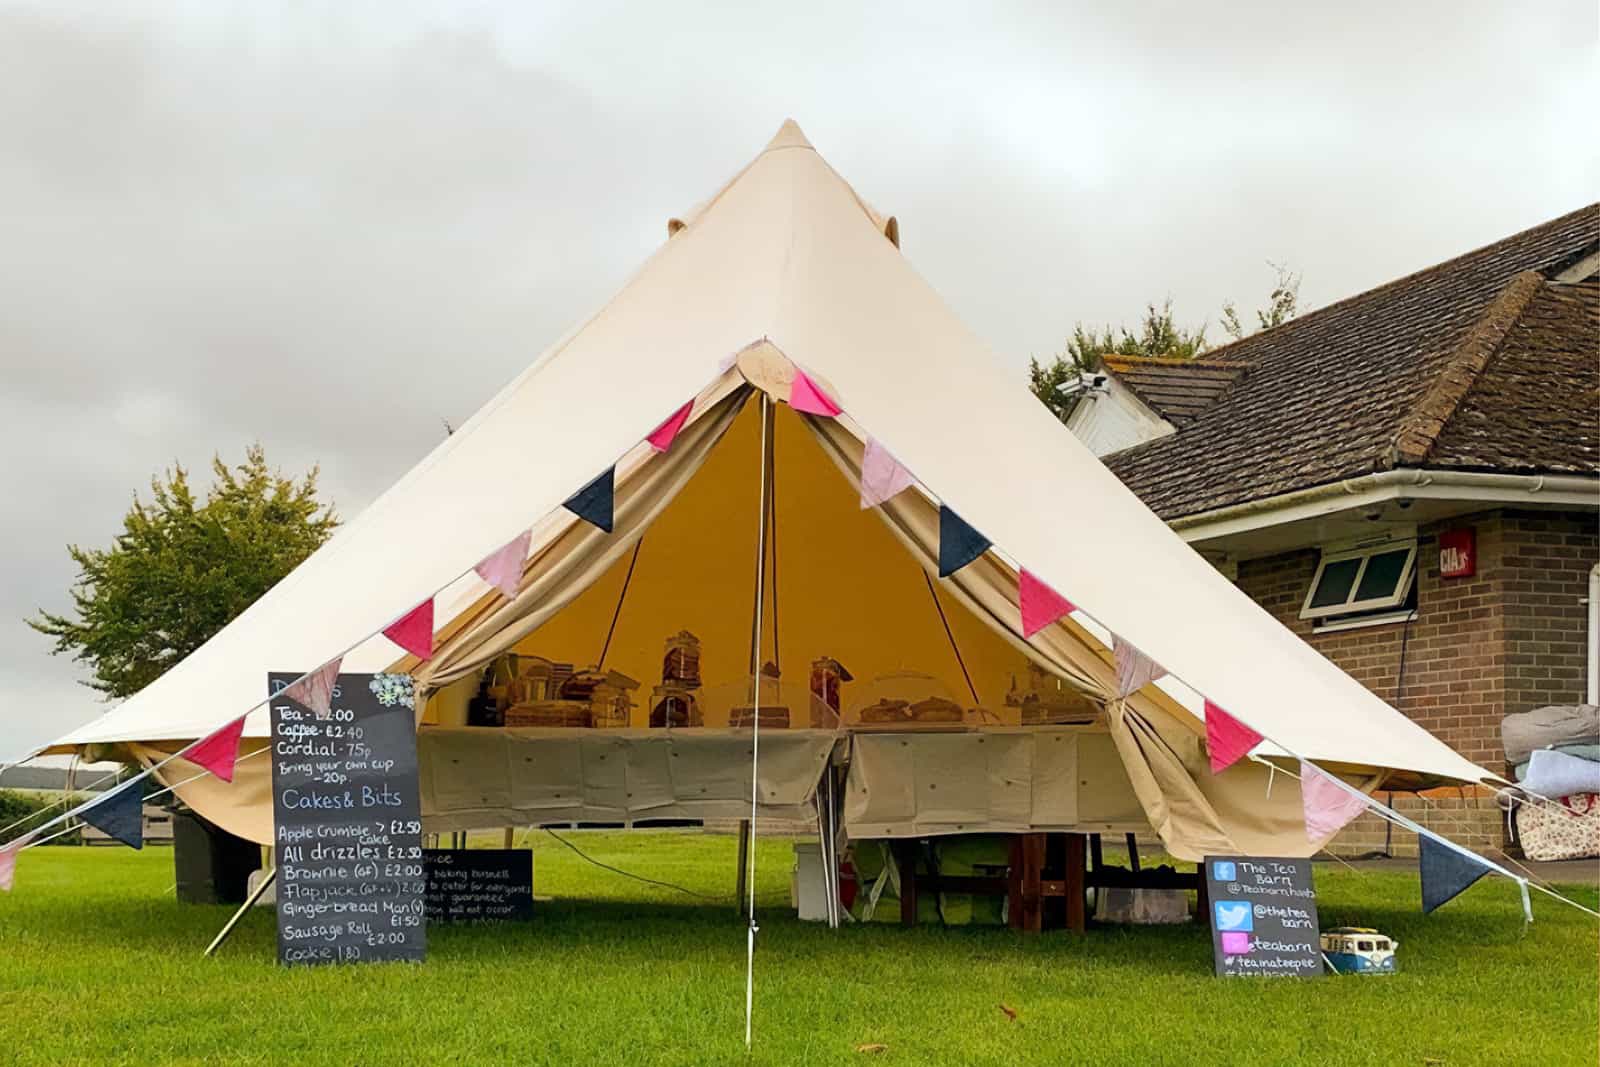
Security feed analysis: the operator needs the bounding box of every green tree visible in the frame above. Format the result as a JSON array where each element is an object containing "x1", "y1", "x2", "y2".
[
  {"x1": 1222, "y1": 261, "x2": 1301, "y2": 341},
  {"x1": 1029, "y1": 267, "x2": 1301, "y2": 422},
  {"x1": 1027, "y1": 299, "x2": 1208, "y2": 420},
  {"x1": 29, "y1": 445, "x2": 338, "y2": 701}
]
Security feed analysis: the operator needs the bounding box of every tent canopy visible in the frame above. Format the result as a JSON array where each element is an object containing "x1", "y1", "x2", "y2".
[{"x1": 45, "y1": 120, "x2": 1493, "y2": 807}]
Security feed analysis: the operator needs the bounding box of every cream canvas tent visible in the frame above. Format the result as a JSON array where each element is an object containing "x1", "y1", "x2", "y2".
[{"x1": 39, "y1": 121, "x2": 1497, "y2": 861}]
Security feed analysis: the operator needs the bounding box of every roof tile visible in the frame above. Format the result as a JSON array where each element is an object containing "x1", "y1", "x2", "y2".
[{"x1": 1104, "y1": 204, "x2": 1599, "y2": 519}]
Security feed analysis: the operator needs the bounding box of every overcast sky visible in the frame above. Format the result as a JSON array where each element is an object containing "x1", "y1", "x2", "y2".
[{"x1": 2, "y1": 2, "x2": 1594, "y2": 759}]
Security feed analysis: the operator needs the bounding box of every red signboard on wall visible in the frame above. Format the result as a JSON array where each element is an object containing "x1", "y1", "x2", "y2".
[{"x1": 1439, "y1": 528, "x2": 1476, "y2": 578}]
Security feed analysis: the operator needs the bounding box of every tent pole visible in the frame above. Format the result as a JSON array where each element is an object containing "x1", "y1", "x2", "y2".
[
  {"x1": 735, "y1": 819, "x2": 750, "y2": 915},
  {"x1": 743, "y1": 392, "x2": 774, "y2": 1050},
  {"x1": 737, "y1": 397, "x2": 776, "y2": 917},
  {"x1": 747, "y1": 396, "x2": 774, "y2": 680},
  {"x1": 202, "y1": 866, "x2": 277, "y2": 958}
]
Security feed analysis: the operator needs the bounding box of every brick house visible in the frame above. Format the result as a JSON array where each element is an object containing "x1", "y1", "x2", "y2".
[{"x1": 1067, "y1": 205, "x2": 1598, "y2": 853}]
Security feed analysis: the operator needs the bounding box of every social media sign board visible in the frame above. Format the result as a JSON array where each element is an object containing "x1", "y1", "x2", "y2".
[{"x1": 1203, "y1": 856, "x2": 1321, "y2": 978}]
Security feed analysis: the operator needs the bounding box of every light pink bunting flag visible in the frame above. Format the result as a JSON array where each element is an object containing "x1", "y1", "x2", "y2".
[
  {"x1": 1206, "y1": 700, "x2": 1264, "y2": 773},
  {"x1": 1019, "y1": 569, "x2": 1075, "y2": 638},
  {"x1": 859, "y1": 438, "x2": 915, "y2": 509},
  {"x1": 1112, "y1": 636, "x2": 1166, "y2": 697},
  {"x1": 475, "y1": 529, "x2": 532, "y2": 600},
  {"x1": 646, "y1": 401, "x2": 694, "y2": 453},
  {"x1": 384, "y1": 600, "x2": 435, "y2": 661},
  {"x1": 1300, "y1": 761, "x2": 1371, "y2": 843},
  {"x1": 183, "y1": 715, "x2": 247, "y2": 783},
  {"x1": 281, "y1": 657, "x2": 342, "y2": 719},
  {"x1": 0, "y1": 835, "x2": 29, "y2": 891},
  {"x1": 789, "y1": 370, "x2": 841, "y2": 416}
]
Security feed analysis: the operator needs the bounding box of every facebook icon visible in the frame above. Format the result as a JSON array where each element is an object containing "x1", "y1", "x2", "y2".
[{"x1": 1212, "y1": 860, "x2": 1236, "y2": 882}]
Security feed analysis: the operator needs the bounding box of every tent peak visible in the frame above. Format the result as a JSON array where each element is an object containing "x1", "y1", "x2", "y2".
[{"x1": 764, "y1": 118, "x2": 814, "y2": 153}]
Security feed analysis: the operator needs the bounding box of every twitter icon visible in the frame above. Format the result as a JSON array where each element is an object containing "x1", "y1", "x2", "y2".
[{"x1": 1213, "y1": 900, "x2": 1253, "y2": 932}]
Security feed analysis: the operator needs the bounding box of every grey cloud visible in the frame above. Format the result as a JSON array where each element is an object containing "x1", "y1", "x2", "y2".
[{"x1": 0, "y1": 1, "x2": 1593, "y2": 757}]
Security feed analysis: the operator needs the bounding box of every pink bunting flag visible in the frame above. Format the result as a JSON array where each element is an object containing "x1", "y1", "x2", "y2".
[
  {"x1": 1206, "y1": 700, "x2": 1264, "y2": 773},
  {"x1": 383, "y1": 599, "x2": 435, "y2": 662},
  {"x1": 1019, "y1": 569, "x2": 1075, "y2": 638},
  {"x1": 183, "y1": 715, "x2": 247, "y2": 783},
  {"x1": 647, "y1": 401, "x2": 694, "y2": 453},
  {"x1": 1112, "y1": 636, "x2": 1165, "y2": 697},
  {"x1": 1300, "y1": 761, "x2": 1370, "y2": 843},
  {"x1": 475, "y1": 529, "x2": 531, "y2": 599},
  {"x1": 859, "y1": 438, "x2": 915, "y2": 509},
  {"x1": 789, "y1": 369, "x2": 841, "y2": 416},
  {"x1": 281, "y1": 657, "x2": 343, "y2": 719},
  {"x1": 0, "y1": 835, "x2": 27, "y2": 892}
]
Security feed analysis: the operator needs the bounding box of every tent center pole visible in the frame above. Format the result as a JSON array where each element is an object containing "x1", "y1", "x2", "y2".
[{"x1": 742, "y1": 392, "x2": 774, "y2": 1050}]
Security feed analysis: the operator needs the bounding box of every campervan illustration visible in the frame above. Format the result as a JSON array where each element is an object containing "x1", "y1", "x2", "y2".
[{"x1": 1320, "y1": 928, "x2": 1398, "y2": 974}]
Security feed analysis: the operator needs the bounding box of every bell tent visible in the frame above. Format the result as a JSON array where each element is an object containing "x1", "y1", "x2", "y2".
[{"x1": 36, "y1": 121, "x2": 1498, "y2": 865}]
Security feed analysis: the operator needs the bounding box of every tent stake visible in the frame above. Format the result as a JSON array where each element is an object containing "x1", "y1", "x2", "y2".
[{"x1": 203, "y1": 866, "x2": 277, "y2": 958}]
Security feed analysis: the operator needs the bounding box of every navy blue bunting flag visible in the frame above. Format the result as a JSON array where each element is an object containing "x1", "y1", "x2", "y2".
[
  {"x1": 1419, "y1": 832, "x2": 1490, "y2": 913},
  {"x1": 563, "y1": 467, "x2": 615, "y2": 533},
  {"x1": 937, "y1": 505, "x2": 991, "y2": 577},
  {"x1": 79, "y1": 783, "x2": 144, "y2": 849}
]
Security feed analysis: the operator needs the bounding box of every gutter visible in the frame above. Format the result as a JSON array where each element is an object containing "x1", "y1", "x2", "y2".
[{"x1": 1171, "y1": 468, "x2": 1600, "y2": 545}]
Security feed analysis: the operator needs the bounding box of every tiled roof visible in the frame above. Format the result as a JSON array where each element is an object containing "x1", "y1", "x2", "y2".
[
  {"x1": 1425, "y1": 276, "x2": 1598, "y2": 474},
  {"x1": 1099, "y1": 356, "x2": 1250, "y2": 426},
  {"x1": 1103, "y1": 204, "x2": 1600, "y2": 519}
]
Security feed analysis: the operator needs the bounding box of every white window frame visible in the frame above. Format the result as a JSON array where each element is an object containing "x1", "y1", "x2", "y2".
[{"x1": 1300, "y1": 540, "x2": 1418, "y2": 621}]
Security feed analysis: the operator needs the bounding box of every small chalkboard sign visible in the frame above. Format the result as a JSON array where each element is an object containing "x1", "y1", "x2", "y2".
[
  {"x1": 269, "y1": 672, "x2": 427, "y2": 966},
  {"x1": 424, "y1": 849, "x2": 534, "y2": 923},
  {"x1": 1203, "y1": 856, "x2": 1322, "y2": 978}
]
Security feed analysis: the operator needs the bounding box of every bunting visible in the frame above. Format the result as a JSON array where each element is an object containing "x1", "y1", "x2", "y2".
[
  {"x1": 1112, "y1": 636, "x2": 1165, "y2": 697},
  {"x1": 281, "y1": 658, "x2": 342, "y2": 719},
  {"x1": 1019, "y1": 569, "x2": 1075, "y2": 638},
  {"x1": 859, "y1": 438, "x2": 914, "y2": 509},
  {"x1": 1420, "y1": 832, "x2": 1491, "y2": 913},
  {"x1": 79, "y1": 783, "x2": 143, "y2": 849},
  {"x1": 183, "y1": 715, "x2": 247, "y2": 784},
  {"x1": 647, "y1": 401, "x2": 695, "y2": 453},
  {"x1": 937, "y1": 506, "x2": 990, "y2": 577},
  {"x1": 1300, "y1": 761, "x2": 1370, "y2": 843},
  {"x1": 383, "y1": 599, "x2": 435, "y2": 662},
  {"x1": 475, "y1": 529, "x2": 532, "y2": 600},
  {"x1": 0, "y1": 834, "x2": 31, "y2": 891},
  {"x1": 789, "y1": 370, "x2": 841, "y2": 416},
  {"x1": 564, "y1": 467, "x2": 616, "y2": 533},
  {"x1": 1205, "y1": 700, "x2": 1263, "y2": 773}
]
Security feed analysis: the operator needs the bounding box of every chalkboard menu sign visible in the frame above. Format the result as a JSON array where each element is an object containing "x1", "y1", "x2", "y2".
[
  {"x1": 1203, "y1": 856, "x2": 1322, "y2": 978},
  {"x1": 269, "y1": 672, "x2": 427, "y2": 966},
  {"x1": 424, "y1": 849, "x2": 534, "y2": 923}
]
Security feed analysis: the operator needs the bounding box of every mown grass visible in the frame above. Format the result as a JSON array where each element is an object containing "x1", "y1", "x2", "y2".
[{"x1": 1, "y1": 832, "x2": 1595, "y2": 1066}]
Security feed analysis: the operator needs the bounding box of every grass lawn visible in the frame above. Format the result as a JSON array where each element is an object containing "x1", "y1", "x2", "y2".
[{"x1": 1, "y1": 832, "x2": 1595, "y2": 1066}]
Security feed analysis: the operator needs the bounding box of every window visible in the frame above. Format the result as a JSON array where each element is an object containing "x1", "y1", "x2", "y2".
[
  {"x1": 1301, "y1": 540, "x2": 1418, "y2": 622},
  {"x1": 1357, "y1": 940, "x2": 1374, "y2": 952}
]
